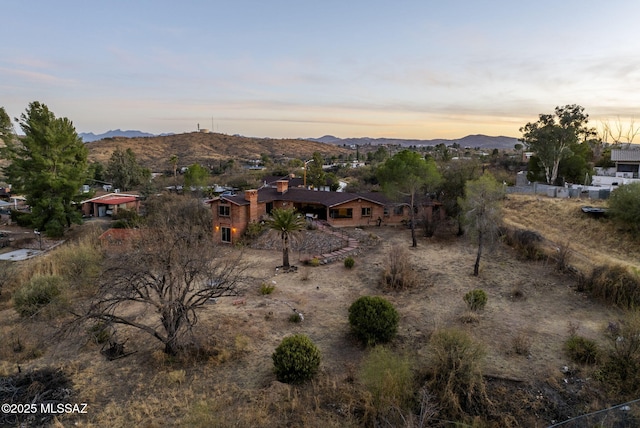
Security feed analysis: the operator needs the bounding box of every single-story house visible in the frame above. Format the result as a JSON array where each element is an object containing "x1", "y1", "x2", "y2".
[
  {"x1": 80, "y1": 192, "x2": 141, "y2": 217},
  {"x1": 611, "y1": 149, "x2": 640, "y2": 179},
  {"x1": 209, "y1": 180, "x2": 443, "y2": 244}
]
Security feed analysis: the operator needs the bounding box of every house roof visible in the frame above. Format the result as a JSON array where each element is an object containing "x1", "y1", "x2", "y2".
[
  {"x1": 612, "y1": 149, "x2": 640, "y2": 162},
  {"x1": 261, "y1": 175, "x2": 304, "y2": 188},
  {"x1": 81, "y1": 193, "x2": 140, "y2": 205},
  {"x1": 218, "y1": 188, "x2": 394, "y2": 208}
]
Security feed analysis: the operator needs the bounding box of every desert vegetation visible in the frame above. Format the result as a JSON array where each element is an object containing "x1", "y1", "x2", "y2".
[
  {"x1": 1, "y1": 192, "x2": 640, "y2": 426},
  {"x1": 3, "y1": 103, "x2": 640, "y2": 425}
]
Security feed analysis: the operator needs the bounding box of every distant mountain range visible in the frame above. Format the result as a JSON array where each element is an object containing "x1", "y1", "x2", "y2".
[
  {"x1": 79, "y1": 129, "x2": 172, "y2": 142},
  {"x1": 309, "y1": 134, "x2": 520, "y2": 150},
  {"x1": 80, "y1": 129, "x2": 519, "y2": 150}
]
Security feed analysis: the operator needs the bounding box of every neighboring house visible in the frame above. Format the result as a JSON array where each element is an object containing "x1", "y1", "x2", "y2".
[
  {"x1": 80, "y1": 192, "x2": 141, "y2": 217},
  {"x1": 592, "y1": 148, "x2": 640, "y2": 187},
  {"x1": 611, "y1": 149, "x2": 640, "y2": 179},
  {"x1": 209, "y1": 179, "x2": 443, "y2": 244}
]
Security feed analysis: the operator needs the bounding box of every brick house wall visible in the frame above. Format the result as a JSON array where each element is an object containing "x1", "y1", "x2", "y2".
[{"x1": 210, "y1": 185, "x2": 421, "y2": 244}]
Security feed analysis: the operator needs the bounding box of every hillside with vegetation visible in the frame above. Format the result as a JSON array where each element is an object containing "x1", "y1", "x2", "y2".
[{"x1": 86, "y1": 132, "x2": 353, "y2": 172}]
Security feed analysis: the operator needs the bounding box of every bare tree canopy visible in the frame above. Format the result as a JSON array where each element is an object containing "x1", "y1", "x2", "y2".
[
  {"x1": 80, "y1": 195, "x2": 247, "y2": 355},
  {"x1": 459, "y1": 174, "x2": 505, "y2": 276}
]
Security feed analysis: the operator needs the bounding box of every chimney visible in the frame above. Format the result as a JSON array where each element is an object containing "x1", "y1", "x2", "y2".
[
  {"x1": 276, "y1": 180, "x2": 288, "y2": 194},
  {"x1": 245, "y1": 189, "x2": 259, "y2": 222}
]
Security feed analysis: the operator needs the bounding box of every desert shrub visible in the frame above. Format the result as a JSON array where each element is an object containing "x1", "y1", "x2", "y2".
[
  {"x1": 306, "y1": 257, "x2": 320, "y2": 267},
  {"x1": 598, "y1": 312, "x2": 640, "y2": 398},
  {"x1": 52, "y1": 237, "x2": 102, "y2": 290},
  {"x1": 608, "y1": 182, "x2": 640, "y2": 231},
  {"x1": 565, "y1": 335, "x2": 599, "y2": 365},
  {"x1": 244, "y1": 221, "x2": 266, "y2": 239},
  {"x1": 501, "y1": 228, "x2": 545, "y2": 261},
  {"x1": 112, "y1": 208, "x2": 142, "y2": 226},
  {"x1": 582, "y1": 264, "x2": 640, "y2": 308},
  {"x1": 458, "y1": 311, "x2": 479, "y2": 324},
  {"x1": 344, "y1": 256, "x2": 355, "y2": 269},
  {"x1": 348, "y1": 296, "x2": 399, "y2": 346},
  {"x1": 88, "y1": 322, "x2": 112, "y2": 344},
  {"x1": 260, "y1": 282, "x2": 275, "y2": 295},
  {"x1": 463, "y1": 289, "x2": 487, "y2": 311},
  {"x1": 288, "y1": 312, "x2": 302, "y2": 323},
  {"x1": 359, "y1": 346, "x2": 414, "y2": 421},
  {"x1": 554, "y1": 241, "x2": 572, "y2": 272},
  {"x1": 380, "y1": 244, "x2": 418, "y2": 290},
  {"x1": 272, "y1": 334, "x2": 321, "y2": 384},
  {"x1": 10, "y1": 210, "x2": 32, "y2": 227},
  {"x1": 13, "y1": 275, "x2": 64, "y2": 317},
  {"x1": 425, "y1": 328, "x2": 488, "y2": 420},
  {"x1": 511, "y1": 333, "x2": 532, "y2": 356}
]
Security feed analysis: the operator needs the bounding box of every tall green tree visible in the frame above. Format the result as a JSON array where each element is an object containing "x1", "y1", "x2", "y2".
[
  {"x1": 377, "y1": 150, "x2": 441, "y2": 247},
  {"x1": 183, "y1": 163, "x2": 209, "y2": 189},
  {"x1": 1, "y1": 102, "x2": 87, "y2": 237},
  {"x1": 0, "y1": 107, "x2": 14, "y2": 145},
  {"x1": 106, "y1": 147, "x2": 145, "y2": 191},
  {"x1": 265, "y1": 207, "x2": 306, "y2": 269},
  {"x1": 519, "y1": 104, "x2": 594, "y2": 185},
  {"x1": 305, "y1": 152, "x2": 326, "y2": 188},
  {"x1": 437, "y1": 159, "x2": 482, "y2": 236},
  {"x1": 459, "y1": 174, "x2": 504, "y2": 276}
]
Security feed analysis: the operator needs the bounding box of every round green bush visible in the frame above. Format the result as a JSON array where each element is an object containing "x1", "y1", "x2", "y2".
[
  {"x1": 463, "y1": 289, "x2": 488, "y2": 311},
  {"x1": 565, "y1": 335, "x2": 599, "y2": 365},
  {"x1": 272, "y1": 334, "x2": 321, "y2": 384},
  {"x1": 344, "y1": 256, "x2": 355, "y2": 269},
  {"x1": 348, "y1": 296, "x2": 399, "y2": 346}
]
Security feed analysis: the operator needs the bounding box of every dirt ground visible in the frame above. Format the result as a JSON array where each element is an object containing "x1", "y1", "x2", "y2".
[
  {"x1": 0, "y1": 196, "x2": 633, "y2": 426},
  {"x1": 206, "y1": 224, "x2": 621, "y2": 387}
]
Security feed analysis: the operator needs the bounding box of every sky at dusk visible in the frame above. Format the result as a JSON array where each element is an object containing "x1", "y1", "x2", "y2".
[{"x1": 2, "y1": 1, "x2": 640, "y2": 140}]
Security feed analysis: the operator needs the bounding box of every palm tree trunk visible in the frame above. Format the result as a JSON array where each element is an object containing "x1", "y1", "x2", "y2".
[{"x1": 283, "y1": 234, "x2": 290, "y2": 268}]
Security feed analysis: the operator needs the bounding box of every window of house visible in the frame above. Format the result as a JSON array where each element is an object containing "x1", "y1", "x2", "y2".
[
  {"x1": 219, "y1": 205, "x2": 230, "y2": 217},
  {"x1": 329, "y1": 208, "x2": 353, "y2": 219},
  {"x1": 361, "y1": 207, "x2": 372, "y2": 217},
  {"x1": 383, "y1": 206, "x2": 390, "y2": 216},
  {"x1": 394, "y1": 206, "x2": 404, "y2": 215},
  {"x1": 221, "y1": 227, "x2": 231, "y2": 243}
]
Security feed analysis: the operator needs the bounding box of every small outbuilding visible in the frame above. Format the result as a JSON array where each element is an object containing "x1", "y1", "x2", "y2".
[{"x1": 80, "y1": 193, "x2": 141, "y2": 217}]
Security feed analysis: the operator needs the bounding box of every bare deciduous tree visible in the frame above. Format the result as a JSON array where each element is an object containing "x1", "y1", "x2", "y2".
[
  {"x1": 459, "y1": 174, "x2": 505, "y2": 276},
  {"x1": 80, "y1": 195, "x2": 247, "y2": 355},
  {"x1": 599, "y1": 117, "x2": 640, "y2": 148}
]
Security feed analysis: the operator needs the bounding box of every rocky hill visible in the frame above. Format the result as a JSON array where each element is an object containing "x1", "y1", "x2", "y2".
[{"x1": 86, "y1": 132, "x2": 352, "y2": 171}]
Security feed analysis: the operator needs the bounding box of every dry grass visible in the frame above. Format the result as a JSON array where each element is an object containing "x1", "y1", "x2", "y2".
[
  {"x1": 1, "y1": 193, "x2": 638, "y2": 425},
  {"x1": 503, "y1": 194, "x2": 640, "y2": 272}
]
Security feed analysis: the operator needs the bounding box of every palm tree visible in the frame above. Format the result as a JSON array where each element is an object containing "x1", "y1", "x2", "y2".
[
  {"x1": 266, "y1": 207, "x2": 306, "y2": 269},
  {"x1": 169, "y1": 154, "x2": 179, "y2": 187}
]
